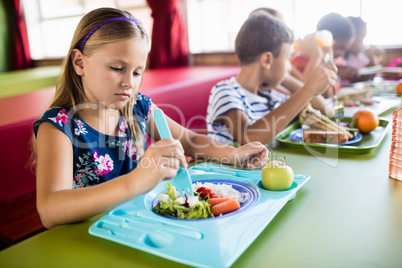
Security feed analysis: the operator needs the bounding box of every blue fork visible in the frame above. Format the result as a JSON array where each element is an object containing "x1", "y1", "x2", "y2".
[{"x1": 153, "y1": 108, "x2": 194, "y2": 199}]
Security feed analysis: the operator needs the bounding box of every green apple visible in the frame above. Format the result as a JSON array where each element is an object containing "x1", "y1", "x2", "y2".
[{"x1": 261, "y1": 156, "x2": 294, "y2": 191}]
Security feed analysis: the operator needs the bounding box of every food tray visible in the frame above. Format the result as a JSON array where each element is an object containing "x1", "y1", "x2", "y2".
[
  {"x1": 352, "y1": 79, "x2": 398, "y2": 96},
  {"x1": 275, "y1": 117, "x2": 390, "y2": 154},
  {"x1": 342, "y1": 96, "x2": 400, "y2": 118},
  {"x1": 358, "y1": 65, "x2": 383, "y2": 76},
  {"x1": 89, "y1": 163, "x2": 310, "y2": 268}
]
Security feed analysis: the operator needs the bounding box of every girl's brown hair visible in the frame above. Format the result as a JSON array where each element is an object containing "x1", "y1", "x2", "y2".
[{"x1": 31, "y1": 8, "x2": 149, "y2": 168}]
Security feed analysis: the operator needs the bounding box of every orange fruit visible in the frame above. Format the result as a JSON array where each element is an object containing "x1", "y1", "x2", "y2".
[
  {"x1": 396, "y1": 81, "x2": 402, "y2": 95},
  {"x1": 351, "y1": 110, "x2": 379, "y2": 133}
]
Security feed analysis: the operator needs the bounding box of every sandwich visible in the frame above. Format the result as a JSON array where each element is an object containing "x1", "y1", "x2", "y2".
[
  {"x1": 381, "y1": 67, "x2": 402, "y2": 80},
  {"x1": 336, "y1": 88, "x2": 374, "y2": 106},
  {"x1": 299, "y1": 104, "x2": 354, "y2": 144},
  {"x1": 302, "y1": 126, "x2": 350, "y2": 144}
]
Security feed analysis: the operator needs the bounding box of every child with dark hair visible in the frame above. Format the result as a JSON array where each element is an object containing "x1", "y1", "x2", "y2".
[
  {"x1": 316, "y1": 12, "x2": 360, "y2": 84},
  {"x1": 248, "y1": 7, "x2": 285, "y2": 22},
  {"x1": 206, "y1": 11, "x2": 337, "y2": 145},
  {"x1": 346, "y1": 16, "x2": 383, "y2": 71},
  {"x1": 248, "y1": 7, "x2": 333, "y2": 116},
  {"x1": 317, "y1": 12, "x2": 355, "y2": 60}
]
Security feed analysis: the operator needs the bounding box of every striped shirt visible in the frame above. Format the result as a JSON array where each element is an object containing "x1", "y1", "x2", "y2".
[{"x1": 207, "y1": 77, "x2": 288, "y2": 144}]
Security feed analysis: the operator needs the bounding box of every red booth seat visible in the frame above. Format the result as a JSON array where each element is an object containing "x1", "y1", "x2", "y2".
[{"x1": 0, "y1": 118, "x2": 45, "y2": 246}]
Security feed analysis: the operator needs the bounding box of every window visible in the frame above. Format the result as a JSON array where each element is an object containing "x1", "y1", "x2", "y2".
[
  {"x1": 22, "y1": 0, "x2": 152, "y2": 59},
  {"x1": 23, "y1": 0, "x2": 402, "y2": 59},
  {"x1": 186, "y1": 0, "x2": 402, "y2": 54}
]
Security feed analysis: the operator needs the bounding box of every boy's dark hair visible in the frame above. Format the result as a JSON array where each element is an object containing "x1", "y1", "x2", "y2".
[
  {"x1": 235, "y1": 11, "x2": 294, "y2": 65},
  {"x1": 317, "y1": 12, "x2": 355, "y2": 40},
  {"x1": 347, "y1": 16, "x2": 367, "y2": 35},
  {"x1": 249, "y1": 7, "x2": 280, "y2": 18}
]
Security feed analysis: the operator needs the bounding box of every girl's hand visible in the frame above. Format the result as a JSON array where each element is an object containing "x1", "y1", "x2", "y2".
[
  {"x1": 133, "y1": 139, "x2": 187, "y2": 194},
  {"x1": 232, "y1": 142, "x2": 269, "y2": 169}
]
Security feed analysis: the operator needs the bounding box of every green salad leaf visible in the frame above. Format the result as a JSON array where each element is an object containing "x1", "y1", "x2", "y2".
[
  {"x1": 153, "y1": 183, "x2": 214, "y2": 219},
  {"x1": 166, "y1": 183, "x2": 177, "y2": 200}
]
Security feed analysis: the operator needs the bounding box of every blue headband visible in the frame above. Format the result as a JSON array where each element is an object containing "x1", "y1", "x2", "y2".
[{"x1": 79, "y1": 17, "x2": 139, "y2": 51}]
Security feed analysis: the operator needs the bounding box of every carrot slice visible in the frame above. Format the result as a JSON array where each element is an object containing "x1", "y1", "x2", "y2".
[
  {"x1": 208, "y1": 197, "x2": 231, "y2": 206},
  {"x1": 211, "y1": 195, "x2": 221, "y2": 199},
  {"x1": 211, "y1": 199, "x2": 240, "y2": 216}
]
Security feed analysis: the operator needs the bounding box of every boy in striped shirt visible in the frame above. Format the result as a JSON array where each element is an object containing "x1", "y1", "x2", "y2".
[{"x1": 207, "y1": 11, "x2": 337, "y2": 145}]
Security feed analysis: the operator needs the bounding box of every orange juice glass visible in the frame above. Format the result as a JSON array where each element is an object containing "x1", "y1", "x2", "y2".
[{"x1": 294, "y1": 30, "x2": 333, "y2": 51}]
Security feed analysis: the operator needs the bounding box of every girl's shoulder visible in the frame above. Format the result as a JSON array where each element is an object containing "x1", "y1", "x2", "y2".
[
  {"x1": 33, "y1": 107, "x2": 75, "y2": 139},
  {"x1": 39, "y1": 107, "x2": 73, "y2": 119},
  {"x1": 35, "y1": 107, "x2": 74, "y2": 125}
]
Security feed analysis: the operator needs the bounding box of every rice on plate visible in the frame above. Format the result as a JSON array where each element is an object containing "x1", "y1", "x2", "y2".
[{"x1": 193, "y1": 182, "x2": 248, "y2": 203}]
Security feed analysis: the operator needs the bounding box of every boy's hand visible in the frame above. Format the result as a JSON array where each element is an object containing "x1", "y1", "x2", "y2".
[{"x1": 304, "y1": 63, "x2": 338, "y2": 96}]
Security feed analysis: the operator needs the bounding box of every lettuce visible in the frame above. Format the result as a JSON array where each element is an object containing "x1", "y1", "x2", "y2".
[
  {"x1": 153, "y1": 183, "x2": 214, "y2": 219},
  {"x1": 165, "y1": 183, "x2": 177, "y2": 200}
]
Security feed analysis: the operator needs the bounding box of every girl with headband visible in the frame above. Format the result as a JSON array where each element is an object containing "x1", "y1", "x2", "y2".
[{"x1": 32, "y1": 7, "x2": 268, "y2": 229}]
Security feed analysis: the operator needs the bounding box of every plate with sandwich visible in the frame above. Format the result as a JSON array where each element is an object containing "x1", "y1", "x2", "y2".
[
  {"x1": 289, "y1": 128, "x2": 362, "y2": 145},
  {"x1": 380, "y1": 67, "x2": 402, "y2": 80},
  {"x1": 275, "y1": 105, "x2": 390, "y2": 154},
  {"x1": 336, "y1": 87, "x2": 377, "y2": 107},
  {"x1": 358, "y1": 65, "x2": 383, "y2": 76},
  {"x1": 292, "y1": 105, "x2": 361, "y2": 145}
]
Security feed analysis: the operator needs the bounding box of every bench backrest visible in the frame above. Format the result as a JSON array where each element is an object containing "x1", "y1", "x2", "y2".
[{"x1": 0, "y1": 119, "x2": 36, "y2": 202}]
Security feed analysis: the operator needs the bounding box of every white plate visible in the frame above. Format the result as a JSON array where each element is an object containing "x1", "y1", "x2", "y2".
[
  {"x1": 352, "y1": 78, "x2": 398, "y2": 95},
  {"x1": 358, "y1": 65, "x2": 383, "y2": 76},
  {"x1": 342, "y1": 96, "x2": 400, "y2": 117}
]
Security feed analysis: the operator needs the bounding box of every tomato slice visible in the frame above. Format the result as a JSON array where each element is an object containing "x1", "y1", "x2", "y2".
[
  {"x1": 200, "y1": 188, "x2": 214, "y2": 198},
  {"x1": 196, "y1": 187, "x2": 206, "y2": 193}
]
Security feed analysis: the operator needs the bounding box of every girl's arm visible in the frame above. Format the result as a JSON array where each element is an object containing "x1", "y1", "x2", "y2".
[
  {"x1": 147, "y1": 104, "x2": 268, "y2": 169},
  {"x1": 224, "y1": 64, "x2": 337, "y2": 145},
  {"x1": 36, "y1": 122, "x2": 185, "y2": 229}
]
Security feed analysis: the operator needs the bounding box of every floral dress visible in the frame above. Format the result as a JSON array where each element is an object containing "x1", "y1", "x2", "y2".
[{"x1": 33, "y1": 93, "x2": 152, "y2": 188}]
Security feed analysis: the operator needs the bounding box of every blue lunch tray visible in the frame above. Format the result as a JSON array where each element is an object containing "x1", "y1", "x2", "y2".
[{"x1": 89, "y1": 162, "x2": 310, "y2": 267}]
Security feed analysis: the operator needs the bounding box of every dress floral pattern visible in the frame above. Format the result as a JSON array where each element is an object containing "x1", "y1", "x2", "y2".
[{"x1": 33, "y1": 93, "x2": 152, "y2": 188}]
